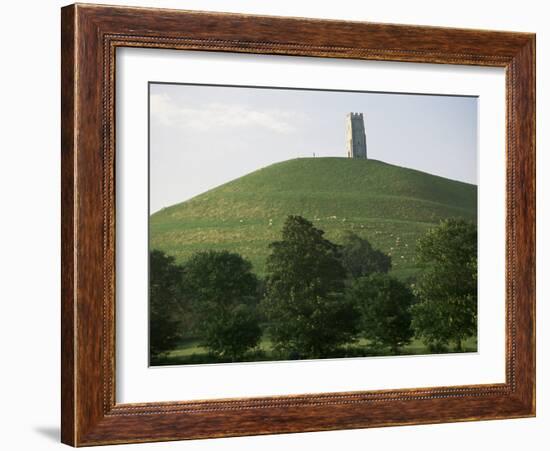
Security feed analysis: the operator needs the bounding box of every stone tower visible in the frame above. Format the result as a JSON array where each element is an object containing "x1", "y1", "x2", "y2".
[{"x1": 346, "y1": 112, "x2": 367, "y2": 159}]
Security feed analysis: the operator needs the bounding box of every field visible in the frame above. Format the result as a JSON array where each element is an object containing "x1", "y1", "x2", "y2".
[
  {"x1": 152, "y1": 335, "x2": 478, "y2": 366},
  {"x1": 150, "y1": 157, "x2": 477, "y2": 281}
]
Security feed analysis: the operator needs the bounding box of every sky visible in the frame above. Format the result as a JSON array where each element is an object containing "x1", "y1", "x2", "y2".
[{"x1": 149, "y1": 83, "x2": 477, "y2": 213}]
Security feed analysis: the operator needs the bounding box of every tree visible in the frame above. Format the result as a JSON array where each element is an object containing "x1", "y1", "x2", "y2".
[
  {"x1": 347, "y1": 273, "x2": 414, "y2": 354},
  {"x1": 149, "y1": 249, "x2": 186, "y2": 359},
  {"x1": 340, "y1": 231, "x2": 392, "y2": 279},
  {"x1": 183, "y1": 250, "x2": 261, "y2": 360},
  {"x1": 411, "y1": 219, "x2": 477, "y2": 352},
  {"x1": 262, "y1": 215, "x2": 358, "y2": 359},
  {"x1": 198, "y1": 304, "x2": 262, "y2": 361}
]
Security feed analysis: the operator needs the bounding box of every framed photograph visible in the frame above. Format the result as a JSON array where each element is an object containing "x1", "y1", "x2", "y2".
[{"x1": 61, "y1": 3, "x2": 535, "y2": 446}]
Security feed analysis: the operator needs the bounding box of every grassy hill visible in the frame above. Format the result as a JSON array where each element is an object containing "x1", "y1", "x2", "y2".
[{"x1": 150, "y1": 157, "x2": 477, "y2": 280}]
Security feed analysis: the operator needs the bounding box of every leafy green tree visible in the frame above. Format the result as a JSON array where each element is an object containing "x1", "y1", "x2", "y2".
[
  {"x1": 411, "y1": 219, "x2": 477, "y2": 352},
  {"x1": 340, "y1": 231, "x2": 392, "y2": 279},
  {"x1": 199, "y1": 304, "x2": 262, "y2": 360},
  {"x1": 347, "y1": 273, "x2": 414, "y2": 354},
  {"x1": 183, "y1": 250, "x2": 261, "y2": 360},
  {"x1": 263, "y1": 215, "x2": 358, "y2": 359},
  {"x1": 149, "y1": 249, "x2": 186, "y2": 359}
]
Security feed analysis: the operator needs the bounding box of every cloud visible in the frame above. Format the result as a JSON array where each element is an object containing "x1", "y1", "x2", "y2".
[{"x1": 150, "y1": 93, "x2": 300, "y2": 134}]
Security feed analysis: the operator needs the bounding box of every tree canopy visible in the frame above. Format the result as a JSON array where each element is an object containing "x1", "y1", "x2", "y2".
[
  {"x1": 183, "y1": 250, "x2": 261, "y2": 360},
  {"x1": 262, "y1": 215, "x2": 357, "y2": 359},
  {"x1": 348, "y1": 273, "x2": 414, "y2": 353},
  {"x1": 149, "y1": 215, "x2": 478, "y2": 365},
  {"x1": 411, "y1": 219, "x2": 477, "y2": 351},
  {"x1": 149, "y1": 249, "x2": 186, "y2": 359},
  {"x1": 340, "y1": 231, "x2": 392, "y2": 279}
]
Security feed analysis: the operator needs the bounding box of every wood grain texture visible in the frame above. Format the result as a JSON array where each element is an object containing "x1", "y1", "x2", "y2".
[
  {"x1": 61, "y1": 3, "x2": 536, "y2": 446},
  {"x1": 60, "y1": 5, "x2": 76, "y2": 446}
]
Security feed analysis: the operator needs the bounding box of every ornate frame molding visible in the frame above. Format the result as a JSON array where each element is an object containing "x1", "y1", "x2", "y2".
[{"x1": 62, "y1": 4, "x2": 535, "y2": 446}]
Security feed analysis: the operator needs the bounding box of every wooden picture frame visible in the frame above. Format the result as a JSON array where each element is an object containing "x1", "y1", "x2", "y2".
[{"x1": 61, "y1": 3, "x2": 535, "y2": 446}]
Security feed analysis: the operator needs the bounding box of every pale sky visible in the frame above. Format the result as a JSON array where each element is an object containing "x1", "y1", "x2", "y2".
[{"x1": 149, "y1": 83, "x2": 477, "y2": 213}]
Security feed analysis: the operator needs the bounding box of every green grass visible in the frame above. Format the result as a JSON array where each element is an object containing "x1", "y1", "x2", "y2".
[
  {"x1": 152, "y1": 335, "x2": 478, "y2": 366},
  {"x1": 150, "y1": 157, "x2": 477, "y2": 280}
]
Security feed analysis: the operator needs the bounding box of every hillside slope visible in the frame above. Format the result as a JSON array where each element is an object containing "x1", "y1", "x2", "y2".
[{"x1": 150, "y1": 158, "x2": 477, "y2": 279}]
